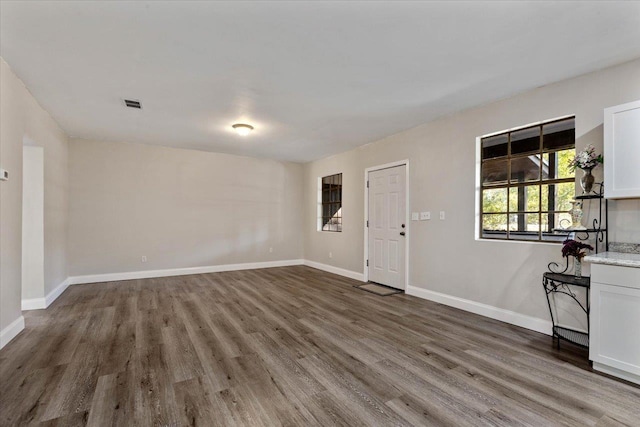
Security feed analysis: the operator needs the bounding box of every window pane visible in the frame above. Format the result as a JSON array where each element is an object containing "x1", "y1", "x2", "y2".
[
  {"x1": 542, "y1": 211, "x2": 572, "y2": 232},
  {"x1": 510, "y1": 155, "x2": 541, "y2": 182},
  {"x1": 541, "y1": 214, "x2": 550, "y2": 234},
  {"x1": 322, "y1": 190, "x2": 330, "y2": 203},
  {"x1": 525, "y1": 185, "x2": 540, "y2": 212},
  {"x1": 525, "y1": 213, "x2": 541, "y2": 233},
  {"x1": 543, "y1": 118, "x2": 575, "y2": 150},
  {"x1": 482, "y1": 158, "x2": 508, "y2": 185},
  {"x1": 511, "y1": 126, "x2": 540, "y2": 155},
  {"x1": 332, "y1": 203, "x2": 341, "y2": 218},
  {"x1": 508, "y1": 185, "x2": 540, "y2": 212},
  {"x1": 482, "y1": 214, "x2": 508, "y2": 232},
  {"x1": 482, "y1": 214, "x2": 507, "y2": 239},
  {"x1": 541, "y1": 183, "x2": 575, "y2": 212},
  {"x1": 542, "y1": 150, "x2": 575, "y2": 180},
  {"x1": 336, "y1": 174, "x2": 342, "y2": 185},
  {"x1": 555, "y1": 182, "x2": 575, "y2": 211},
  {"x1": 322, "y1": 176, "x2": 331, "y2": 186},
  {"x1": 556, "y1": 149, "x2": 575, "y2": 179},
  {"x1": 323, "y1": 204, "x2": 331, "y2": 217},
  {"x1": 326, "y1": 203, "x2": 336, "y2": 218},
  {"x1": 482, "y1": 134, "x2": 508, "y2": 159},
  {"x1": 482, "y1": 188, "x2": 507, "y2": 213},
  {"x1": 541, "y1": 153, "x2": 552, "y2": 180},
  {"x1": 508, "y1": 213, "x2": 540, "y2": 240}
]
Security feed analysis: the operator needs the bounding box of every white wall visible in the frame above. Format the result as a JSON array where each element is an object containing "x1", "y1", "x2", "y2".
[
  {"x1": 21, "y1": 145, "x2": 44, "y2": 301},
  {"x1": 67, "y1": 139, "x2": 304, "y2": 277},
  {"x1": 608, "y1": 198, "x2": 640, "y2": 243},
  {"x1": 303, "y1": 59, "x2": 640, "y2": 331},
  {"x1": 0, "y1": 57, "x2": 69, "y2": 347}
]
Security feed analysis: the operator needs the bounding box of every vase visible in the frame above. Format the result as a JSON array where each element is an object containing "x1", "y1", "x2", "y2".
[
  {"x1": 580, "y1": 167, "x2": 595, "y2": 194},
  {"x1": 574, "y1": 257, "x2": 582, "y2": 278},
  {"x1": 568, "y1": 200, "x2": 584, "y2": 229}
]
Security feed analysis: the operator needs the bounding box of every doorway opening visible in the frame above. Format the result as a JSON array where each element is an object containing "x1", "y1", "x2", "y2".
[{"x1": 22, "y1": 143, "x2": 45, "y2": 308}]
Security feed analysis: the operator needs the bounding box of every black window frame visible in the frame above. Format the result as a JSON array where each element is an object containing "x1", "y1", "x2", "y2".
[{"x1": 480, "y1": 116, "x2": 576, "y2": 243}]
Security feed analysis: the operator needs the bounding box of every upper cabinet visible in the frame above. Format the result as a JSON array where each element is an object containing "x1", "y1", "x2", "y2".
[{"x1": 604, "y1": 100, "x2": 640, "y2": 199}]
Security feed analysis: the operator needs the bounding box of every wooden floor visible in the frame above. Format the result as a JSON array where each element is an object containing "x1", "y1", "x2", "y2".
[{"x1": 1, "y1": 266, "x2": 638, "y2": 426}]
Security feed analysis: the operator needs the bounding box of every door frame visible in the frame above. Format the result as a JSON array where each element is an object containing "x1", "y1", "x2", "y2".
[{"x1": 363, "y1": 159, "x2": 410, "y2": 290}]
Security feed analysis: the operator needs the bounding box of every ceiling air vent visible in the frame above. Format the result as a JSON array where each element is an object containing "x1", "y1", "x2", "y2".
[{"x1": 123, "y1": 99, "x2": 142, "y2": 109}]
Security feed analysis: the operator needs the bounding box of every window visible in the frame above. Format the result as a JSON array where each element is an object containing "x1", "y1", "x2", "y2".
[
  {"x1": 319, "y1": 173, "x2": 342, "y2": 232},
  {"x1": 480, "y1": 117, "x2": 575, "y2": 242}
]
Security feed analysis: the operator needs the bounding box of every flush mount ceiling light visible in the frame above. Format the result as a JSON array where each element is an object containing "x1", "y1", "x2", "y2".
[{"x1": 232, "y1": 123, "x2": 254, "y2": 136}]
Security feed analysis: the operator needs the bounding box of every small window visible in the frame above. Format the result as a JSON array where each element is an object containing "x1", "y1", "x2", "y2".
[
  {"x1": 319, "y1": 173, "x2": 342, "y2": 232},
  {"x1": 480, "y1": 117, "x2": 576, "y2": 242}
]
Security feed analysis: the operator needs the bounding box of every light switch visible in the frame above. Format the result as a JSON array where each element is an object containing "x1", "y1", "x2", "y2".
[
  {"x1": 439, "y1": 211, "x2": 445, "y2": 220},
  {"x1": 420, "y1": 211, "x2": 430, "y2": 220},
  {"x1": 411, "y1": 212, "x2": 419, "y2": 221}
]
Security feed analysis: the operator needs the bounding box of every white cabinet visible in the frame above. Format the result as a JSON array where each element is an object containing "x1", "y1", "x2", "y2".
[
  {"x1": 589, "y1": 263, "x2": 640, "y2": 385},
  {"x1": 604, "y1": 100, "x2": 640, "y2": 199}
]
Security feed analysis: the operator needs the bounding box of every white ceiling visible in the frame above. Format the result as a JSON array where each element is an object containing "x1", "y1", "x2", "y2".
[{"x1": 2, "y1": 1, "x2": 639, "y2": 162}]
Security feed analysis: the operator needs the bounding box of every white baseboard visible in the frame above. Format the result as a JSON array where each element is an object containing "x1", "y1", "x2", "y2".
[
  {"x1": 46, "y1": 277, "x2": 71, "y2": 306},
  {"x1": 303, "y1": 260, "x2": 365, "y2": 282},
  {"x1": 593, "y1": 362, "x2": 640, "y2": 386},
  {"x1": 22, "y1": 278, "x2": 71, "y2": 311},
  {"x1": 21, "y1": 297, "x2": 46, "y2": 311},
  {"x1": 68, "y1": 259, "x2": 305, "y2": 285},
  {"x1": 406, "y1": 285, "x2": 552, "y2": 336},
  {"x1": 0, "y1": 315, "x2": 25, "y2": 349}
]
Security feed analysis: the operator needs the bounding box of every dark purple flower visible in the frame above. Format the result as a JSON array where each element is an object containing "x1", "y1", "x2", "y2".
[{"x1": 562, "y1": 239, "x2": 594, "y2": 260}]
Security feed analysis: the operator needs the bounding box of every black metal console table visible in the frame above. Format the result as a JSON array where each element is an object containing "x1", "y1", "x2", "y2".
[{"x1": 542, "y1": 272, "x2": 590, "y2": 348}]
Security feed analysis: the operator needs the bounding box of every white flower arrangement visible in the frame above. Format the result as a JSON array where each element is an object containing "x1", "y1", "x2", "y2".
[{"x1": 568, "y1": 144, "x2": 603, "y2": 171}]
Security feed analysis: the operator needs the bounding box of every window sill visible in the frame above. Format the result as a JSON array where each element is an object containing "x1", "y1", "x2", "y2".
[{"x1": 476, "y1": 237, "x2": 560, "y2": 246}]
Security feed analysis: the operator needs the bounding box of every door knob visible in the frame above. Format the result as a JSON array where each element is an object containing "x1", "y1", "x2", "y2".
[{"x1": 400, "y1": 231, "x2": 406, "y2": 236}]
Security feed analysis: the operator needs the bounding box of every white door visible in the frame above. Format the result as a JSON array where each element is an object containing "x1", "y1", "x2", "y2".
[{"x1": 368, "y1": 165, "x2": 406, "y2": 289}]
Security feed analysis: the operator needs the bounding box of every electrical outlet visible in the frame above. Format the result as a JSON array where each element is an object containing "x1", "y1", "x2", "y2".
[
  {"x1": 411, "y1": 212, "x2": 419, "y2": 221},
  {"x1": 439, "y1": 211, "x2": 445, "y2": 220},
  {"x1": 269, "y1": 247, "x2": 273, "y2": 253},
  {"x1": 329, "y1": 252, "x2": 333, "y2": 259},
  {"x1": 420, "y1": 211, "x2": 430, "y2": 220},
  {"x1": 141, "y1": 256, "x2": 147, "y2": 263}
]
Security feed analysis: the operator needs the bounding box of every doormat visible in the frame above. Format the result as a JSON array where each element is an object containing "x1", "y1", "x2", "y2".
[{"x1": 355, "y1": 283, "x2": 403, "y2": 296}]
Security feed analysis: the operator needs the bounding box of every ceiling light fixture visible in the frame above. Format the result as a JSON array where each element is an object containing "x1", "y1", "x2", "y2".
[{"x1": 232, "y1": 123, "x2": 254, "y2": 136}]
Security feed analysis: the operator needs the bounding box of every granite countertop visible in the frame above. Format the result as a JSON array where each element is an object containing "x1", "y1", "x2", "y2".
[{"x1": 584, "y1": 251, "x2": 640, "y2": 268}]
